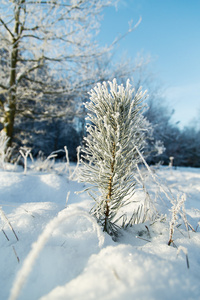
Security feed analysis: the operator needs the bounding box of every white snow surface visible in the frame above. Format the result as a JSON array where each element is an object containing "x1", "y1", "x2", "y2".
[{"x1": 0, "y1": 164, "x2": 200, "y2": 300}]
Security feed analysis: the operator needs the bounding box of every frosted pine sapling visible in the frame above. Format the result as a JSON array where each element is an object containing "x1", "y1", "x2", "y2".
[{"x1": 80, "y1": 79, "x2": 149, "y2": 236}]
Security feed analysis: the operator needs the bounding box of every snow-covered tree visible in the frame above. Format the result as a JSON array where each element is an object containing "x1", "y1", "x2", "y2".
[
  {"x1": 0, "y1": 0, "x2": 115, "y2": 151},
  {"x1": 80, "y1": 79, "x2": 149, "y2": 236}
]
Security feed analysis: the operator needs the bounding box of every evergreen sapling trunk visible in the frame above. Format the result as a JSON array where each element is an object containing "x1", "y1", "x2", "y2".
[{"x1": 80, "y1": 79, "x2": 149, "y2": 237}]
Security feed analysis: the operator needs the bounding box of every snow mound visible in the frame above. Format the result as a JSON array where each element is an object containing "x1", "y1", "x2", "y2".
[{"x1": 0, "y1": 167, "x2": 199, "y2": 300}]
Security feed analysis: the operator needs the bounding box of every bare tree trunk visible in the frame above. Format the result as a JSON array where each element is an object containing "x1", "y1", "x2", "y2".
[
  {"x1": 4, "y1": 4, "x2": 20, "y2": 148},
  {"x1": 4, "y1": 95, "x2": 16, "y2": 148}
]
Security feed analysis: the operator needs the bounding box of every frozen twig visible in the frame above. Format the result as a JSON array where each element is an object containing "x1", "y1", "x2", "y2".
[
  {"x1": 65, "y1": 191, "x2": 70, "y2": 206},
  {"x1": 12, "y1": 246, "x2": 20, "y2": 263},
  {"x1": 134, "y1": 145, "x2": 175, "y2": 206},
  {"x1": 136, "y1": 235, "x2": 151, "y2": 243},
  {"x1": 69, "y1": 146, "x2": 81, "y2": 180},
  {"x1": 134, "y1": 146, "x2": 193, "y2": 245},
  {"x1": 177, "y1": 246, "x2": 189, "y2": 269},
  {"x1": 0, "y1": 206, "x2": 19, "y2": 241},
  {"x1": 2, "y1": 229, "x2": 9, "y2": 241},
  {"x1": 19, "y1": 147, "x2": 32, "y2": 174},
  {"x1": 34, "y1": 151, "x2": 57, "y2": 172},
  {"x1": 168, "y1": 194, "x2": 186, "y2": 246},
  {"x1": 136, "y1": 164, "x2": 158, "y2": 217},
  {"x1": 64, "y1": 146, "x2": 71, "y2": 177}
]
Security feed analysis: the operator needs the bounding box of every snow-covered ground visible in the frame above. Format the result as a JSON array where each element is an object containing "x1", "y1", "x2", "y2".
[{"x1": 0, "y1": 163, "x2": 200, "y2": 300}]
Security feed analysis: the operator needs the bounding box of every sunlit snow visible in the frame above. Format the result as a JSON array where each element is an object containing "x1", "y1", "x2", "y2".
[{"x1": 0, "y1": 164, "x2": 199, "y2": 300}]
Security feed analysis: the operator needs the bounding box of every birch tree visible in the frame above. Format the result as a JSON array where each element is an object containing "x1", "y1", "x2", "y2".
[{"x1": 0, "y1": 0, "x2": 114, "y2": 151}]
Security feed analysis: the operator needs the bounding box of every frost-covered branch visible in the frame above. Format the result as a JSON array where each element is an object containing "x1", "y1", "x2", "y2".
[{"x1": 0, "y1": 18, "x2": 14, "y2": 38}]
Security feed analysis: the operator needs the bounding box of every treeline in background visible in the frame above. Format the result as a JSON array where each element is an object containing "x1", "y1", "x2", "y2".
[{"x1": 0, "y1": 0, "x2": 199, "y2": 167}]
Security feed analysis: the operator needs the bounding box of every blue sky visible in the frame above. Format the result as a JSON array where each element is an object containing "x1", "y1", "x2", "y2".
[{"x1": 98, "y1": 0, "x2": 200, "y2": 128}]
